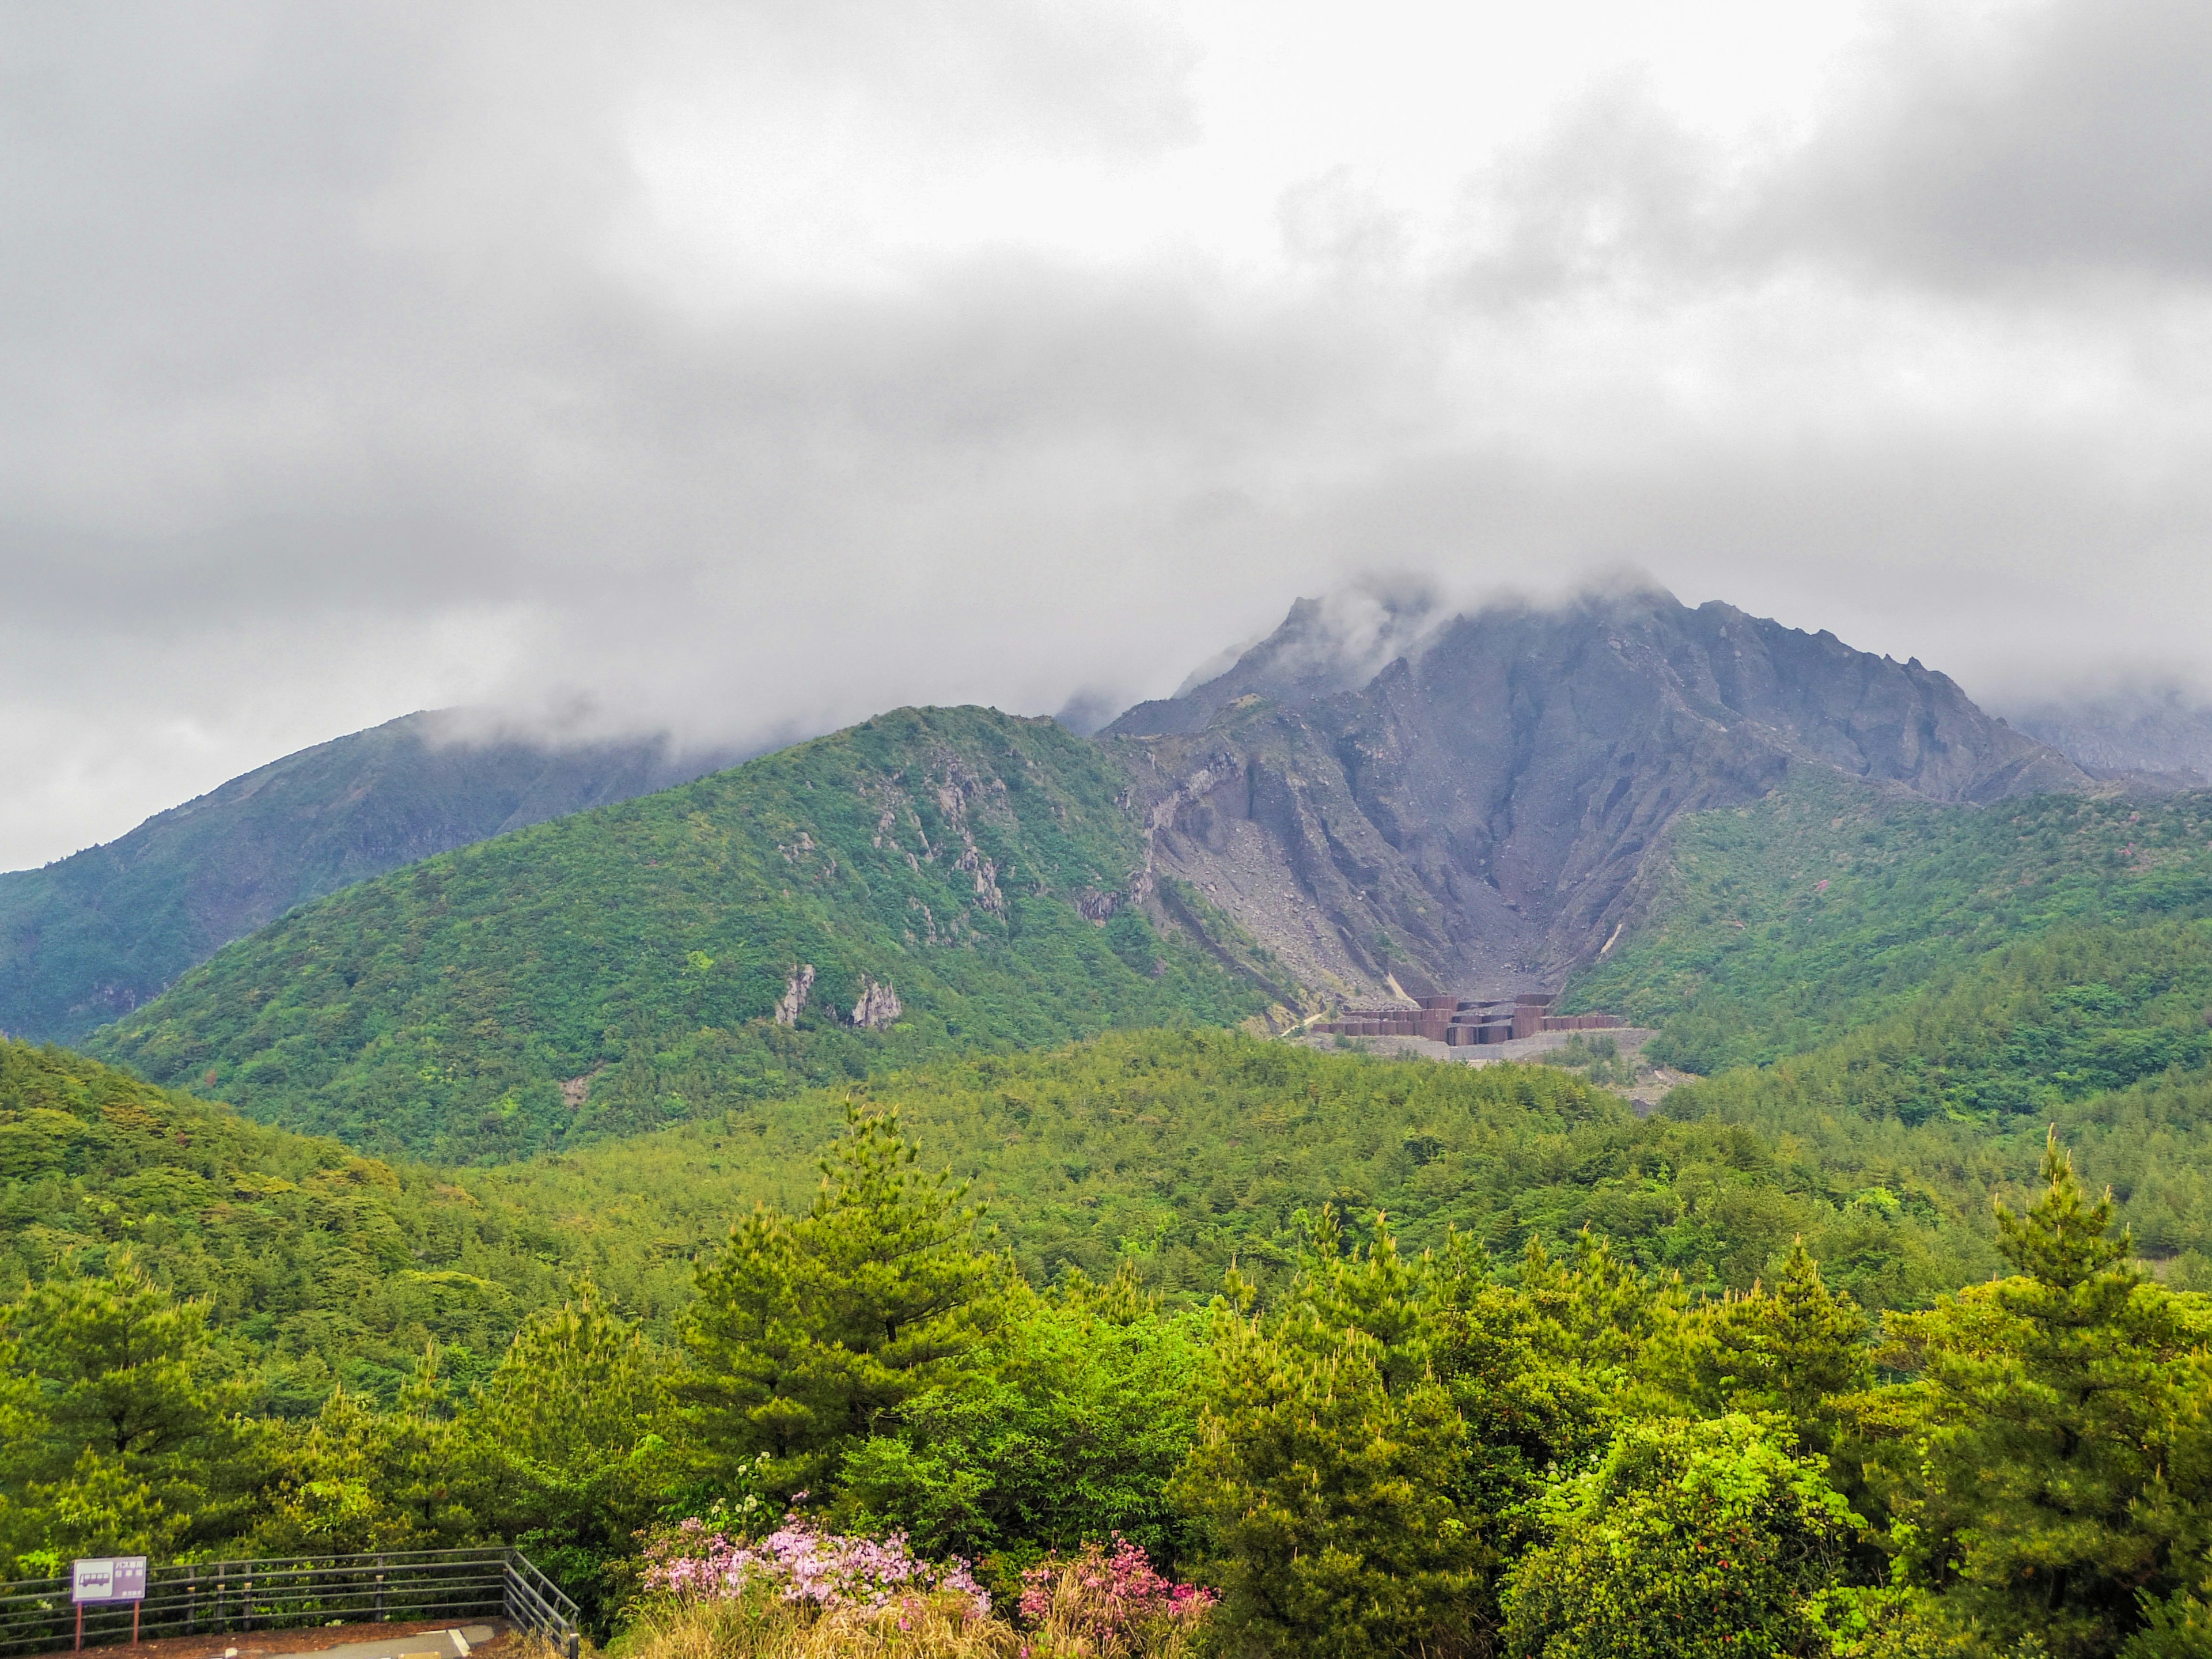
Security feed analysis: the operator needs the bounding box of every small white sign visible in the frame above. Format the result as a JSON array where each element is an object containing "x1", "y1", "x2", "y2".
[{"x1": 72, "y1": 1558, "x2": 148, "y2": 1603}]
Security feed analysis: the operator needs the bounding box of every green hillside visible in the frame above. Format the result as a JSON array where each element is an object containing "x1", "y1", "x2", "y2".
[
  {"x1": 0, "y1": 1039, "x2": 576, "y2": 1404},
  {"x1": 16, "y1": 1029, "x2": 2212, "y2": 1652},
  {"x1": 1563, "y1": 771, "x2": 2212, "y2": 1070},
  {"x1": 35, "y1": 903, "x2": 2212, "y2": 1416},
  {"x1": 88, "y1": 708, "x2": 1267, "y2": 1162},
  {"x1": 1658, "y1": 914, "x2": 2212, "y2": 1275},
  {"x1": 465, "y1": 1025, "x2": 1952, "y2": 1310},
  {"x1": 0, "y1": 711, "x2": 732, "y2": 1047},
  {"x1": 0, "y1": 1020, "x2": 2001, "y2": 1415},
  {"x1": 453, "y1": 915, "x2": 2212, "y2": 1318}
]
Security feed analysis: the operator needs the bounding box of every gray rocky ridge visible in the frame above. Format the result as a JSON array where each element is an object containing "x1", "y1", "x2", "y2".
[{"x1": 1101, "y1": 586, "x2": 2094, "y2": 1007}]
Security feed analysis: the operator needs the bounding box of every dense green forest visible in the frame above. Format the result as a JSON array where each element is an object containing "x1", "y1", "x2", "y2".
[
  {"x1": 88, "y1": 708, "x2": 1272, "y2": 1162},
  {"x1": 11, "y1": 1040, "x2": 2212, "y2": 1656},
  {"x1": 1564, "y1": 772, "x2": 2212, "y2": 1071},
  {"x1": 0, "y1": 1040, "x2": 588, "y2": 1404},
  {"x1": 26, "y1": 897, "x2": 2212, "y2": 1393}
]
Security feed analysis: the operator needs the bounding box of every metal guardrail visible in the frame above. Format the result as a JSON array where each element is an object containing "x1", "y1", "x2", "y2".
[{"x1": 0, "y1": 1550, "x2": 579, "y2": 1659}]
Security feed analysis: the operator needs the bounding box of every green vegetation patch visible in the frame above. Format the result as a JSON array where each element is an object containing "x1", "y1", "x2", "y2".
[
  {"x1": 1660, "y1": 915, "x2": 2212, "y2": 1284},
  {"x1": 475, "y1": 1027, "x2": 1997, "y2": 1315}
]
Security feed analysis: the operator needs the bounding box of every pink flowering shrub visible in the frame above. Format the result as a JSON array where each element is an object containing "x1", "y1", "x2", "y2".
[
  {"x1": 1015, "y1": 1537, "x2": 1214, "y2": 1657},
  {"x1": 643, "y1": 1509, "x2": 992, "y2": 1620}
]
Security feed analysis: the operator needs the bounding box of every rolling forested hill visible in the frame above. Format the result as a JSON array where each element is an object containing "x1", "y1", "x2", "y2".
[
  {"x1": 1661, "y1": 918, "x2": 2212, "y2": 1272},
  {"x1": 28, "y1": 923, "x2": 2212, "y2": 1408},
  {"x1": 427, "y1": 912, "x2": 2212, "y2": 1316},
  {"x1": 86, "y1": 708, "x2": 1272, "y2": 1162}
]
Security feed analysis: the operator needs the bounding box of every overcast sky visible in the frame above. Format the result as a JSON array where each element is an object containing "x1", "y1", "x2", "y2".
[{"x1": 6, "y1": 0, "x2": 2212, "y2": 870}]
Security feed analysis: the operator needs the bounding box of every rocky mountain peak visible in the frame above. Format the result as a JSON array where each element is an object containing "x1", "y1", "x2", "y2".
[{"x1": 1101, "y1": 585, "x2": 2092, "y2": 1006}]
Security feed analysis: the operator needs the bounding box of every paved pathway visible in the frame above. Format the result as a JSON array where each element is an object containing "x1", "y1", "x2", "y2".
[{"x1": 256, "y1": 1626, "x2": 494, "y2": 1659}]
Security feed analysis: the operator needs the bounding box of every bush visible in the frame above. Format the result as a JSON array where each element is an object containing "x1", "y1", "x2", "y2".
[
  {"x1": 642, "y1": 1512, "x2": 990, "y2": 1617},
  {"x1": 1015, "y1": 1537, "x2": 1213, "y2": 1657},
  {"x1": 1502, "y1": 1414, "x2": 1857, "y2": 1659}
]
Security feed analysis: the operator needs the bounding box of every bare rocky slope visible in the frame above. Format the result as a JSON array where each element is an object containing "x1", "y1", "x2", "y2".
[{"x1": 1101, "y1": 586, "x2": 2094, "y2": 1006}]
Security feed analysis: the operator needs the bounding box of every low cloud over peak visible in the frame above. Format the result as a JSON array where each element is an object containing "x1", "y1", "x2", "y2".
[{"x1": 5, "y1": 0, "x2": 2211, "y2": 870}]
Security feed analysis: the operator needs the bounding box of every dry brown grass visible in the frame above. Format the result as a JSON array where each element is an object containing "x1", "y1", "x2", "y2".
[
  {"x1": 613, "y1": 1586, "x2": 1211, "y2": 1659},
  {"x1": 613, "y1": 1592, "x2": 1017, "y2": 1659}
]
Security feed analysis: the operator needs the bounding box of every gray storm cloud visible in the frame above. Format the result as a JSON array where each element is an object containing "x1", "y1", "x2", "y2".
[{"x1": 5, "y1": 0, "x2": 2212, "y2": 869}]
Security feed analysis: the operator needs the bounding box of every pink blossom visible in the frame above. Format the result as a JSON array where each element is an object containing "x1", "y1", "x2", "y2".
[
  {"x1": 642, "y1": 1512, "x2": 990, "y2": 1618},
  {"x1": 1017, "y1": 1536, "x2": 1214, "y2": 1641}
]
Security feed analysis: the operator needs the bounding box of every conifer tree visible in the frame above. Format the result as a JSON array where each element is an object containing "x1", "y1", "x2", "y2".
[
  {"x1": 834, "y1": 1270, "x2": 1203, "y2": 1567},
  {"x1": 680, "y1": 1106, "x2": 998, "y2": 1497},
  {"x1": 1877, "y1": 1131, "x2": 2212, "y2": 1658},
  {"x1": 471, "y1": 1281, "x2": 669, "y2": 1517},
  {"x1": 252, "y1": 1344, "x2": 481, "y2": 1555},
  {"x1": 461, "y1": 1283, "x2": 672, "y2": 1622},
  {"x1": 0, "y1": 1255, "x2": 240, "y2": 1567},
  {"x1": 3, "y1": 1253, "x2": 221, "y2": 1467},
  {"x1": 1431, "y1": 1230, "x2": 1642, "y2": 1541},
  {"x1": 1175, "y1": 1210, "x2": 1486, "y2": 1658},
  {"x1": 1692, "y1": 1239, "x2": 1872, "y2": 1456}
]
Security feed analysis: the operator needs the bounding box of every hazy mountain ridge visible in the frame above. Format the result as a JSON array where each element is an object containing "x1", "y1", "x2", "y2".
[
  {"x1": 13, "y1": 582, "x2": 2137, "y2": 1150},
  {"x1": 0, "y1": 711, "x2": 743, "y2": 1044},
  {"x1": 1105, "y1": 588, "x2": 2094, "y2": 1001},
  {"x1": 2004, "y1": 683, "x2": 2212, "y2": 785}
]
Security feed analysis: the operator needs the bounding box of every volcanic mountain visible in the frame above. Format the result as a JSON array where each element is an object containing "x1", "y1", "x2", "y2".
[{"x1": 1100, "y1": 585, "x2": 2093, "y2": 1003}]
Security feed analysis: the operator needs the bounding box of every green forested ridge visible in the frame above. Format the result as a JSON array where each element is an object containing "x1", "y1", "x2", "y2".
[
  {"x1": 29, "y1": 893, "x2": 2212, "y2": 1415},
  {"x1": 361, "y1": 928, "x2": 2212, "y2": 1316},
  {"x1": 1563, "y1": 772, "x2": 2212, "y2": 1072},
  {"x1": 87, "y1": 707, "x2": 1266, "y2": 1162},
  {"x1": 465, "y1": 1026, "x2": 1916, "y2": 1310},
  {"x1": 1658, "y1": 915, "x2": 2212, "y2": 1278}
]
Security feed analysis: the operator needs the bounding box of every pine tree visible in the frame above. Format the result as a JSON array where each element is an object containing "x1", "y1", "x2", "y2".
[
  {"x1": 679, "y1": 1106, "x2": 998, "y2": 1498},
  {"x1": 1173, "y1": 1210, "x2": 1486, "y2": 1658},
  {"x1": 1430, "y1": 1230, "x2": 1638, "y2": 1550},
  {"x1": 461, "y1": 1283, "x2": 671, "y2": 1624},
  {"x1": 3, "y1": 1252, "x2": 220, "y2": 1467},
  {"x1": 0, "y1": 1255, "x2": 242, "y2": 1567},
  {"x1": 1692, "y1": 1238, "x2": 1872, "y2": 1456},
  {"x1": 252, "y1": 1344, "x2": 482, "y2": 1556},
  {"x1": 1877, "y1": 1131, "x2": 2212, "y2": 1658}
]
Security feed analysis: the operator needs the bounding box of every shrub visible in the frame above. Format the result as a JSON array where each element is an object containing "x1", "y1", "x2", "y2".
[
  {"x1": 1502, "y1": 1414, "x2": 1857, "y2": 1658},
  {"x1": 1015, "y1": 1536, "x2": 1213, "y2": 1657},
  {"x1": 643, "y1": 1510, "x2": 991, "y2": 1618}
]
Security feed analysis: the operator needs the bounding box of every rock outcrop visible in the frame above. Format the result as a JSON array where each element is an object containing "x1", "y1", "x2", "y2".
[
  {"x1": 851, "y1": 978, "x2": 903, "y2": 1029},
  {"x1": 774, "y1": 964, "x2": 815, "y2": 1027},
  {"x1": 1103, "y1": 585, "x2": 2094, "y2": 1002}
]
